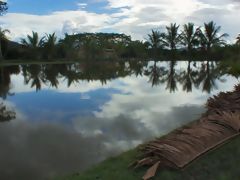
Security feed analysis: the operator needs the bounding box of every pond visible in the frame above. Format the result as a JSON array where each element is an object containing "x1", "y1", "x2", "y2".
[{"x1": 0, "y1": 60, "x2": 239, "y2": 180}]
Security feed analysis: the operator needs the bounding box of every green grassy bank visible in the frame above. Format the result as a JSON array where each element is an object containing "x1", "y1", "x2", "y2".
[{"x1": 57, "y1": 136, "x2": 240, "y2": 180}]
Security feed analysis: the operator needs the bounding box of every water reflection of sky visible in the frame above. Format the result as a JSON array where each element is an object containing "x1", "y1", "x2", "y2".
[
  {"x1": 0, "y1": 61, "x2": 239, "y2": 180},
  {"x1": 8, "y1": 89, "x2": 122, "y2": 122}
]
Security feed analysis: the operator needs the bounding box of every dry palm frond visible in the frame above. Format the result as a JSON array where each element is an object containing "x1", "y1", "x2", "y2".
[{"x1": 133, "y1": 84, "x2": 240, "y2": 180}]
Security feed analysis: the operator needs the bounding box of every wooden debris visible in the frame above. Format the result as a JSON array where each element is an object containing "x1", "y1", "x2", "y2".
[
  {"x1": 133, "y1": 84, "x2": 240, "y2": 179},
  {"x1": 143, "y1": 161, "x2": 161, "y2": 180}
]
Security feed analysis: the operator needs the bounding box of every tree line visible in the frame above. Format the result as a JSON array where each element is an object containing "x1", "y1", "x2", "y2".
[{"x1": 0, "y1": 1, "x2": 240, "y2": 61}]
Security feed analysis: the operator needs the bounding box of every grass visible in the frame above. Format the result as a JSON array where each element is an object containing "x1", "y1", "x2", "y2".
[{"x1": 57, "y1": 136, "x2": 240, "y2": 180}]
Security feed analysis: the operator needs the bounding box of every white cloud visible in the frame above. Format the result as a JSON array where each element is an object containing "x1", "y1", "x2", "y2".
[
  {"x1": 0, "y1": 0, "x2": 240, "y2": 41},
  {"x1": 77, "y1": 3, "x2": 88, "y2": 8},
  {"x1": 0, "y1": 10, "x2": 113, "y2": 40}
]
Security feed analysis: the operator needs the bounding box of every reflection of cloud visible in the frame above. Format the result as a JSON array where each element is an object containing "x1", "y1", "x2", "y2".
[
  {"x1": 80, "y1": 94, "x2": 90, "y2": 100},
  {"x1": 2, "y1": 61, "x2": 240, "y2": 179},
  {"x1": 0, "y1": 103, "x2": 205, "y2": 180},
  {"x1": 0, "y1": 121, "x2": 113, "y2": 180},
  {"x1": 94, "y1": 86, "x2": 207, "y2": 135},
  {"x1": 2, "y1": 80, "x2": 209, "y2": 179}
]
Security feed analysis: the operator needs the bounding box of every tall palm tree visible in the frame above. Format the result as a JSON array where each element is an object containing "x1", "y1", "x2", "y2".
[
  {"x1": 21, "y1": 31, "x2": 45, "y2": 48},
  {"x1": 147, "y1": 30, "x2": 164, "y2": 57},
  {"x1": 44, "y1": 33, "x2": 57, "y2": 47},
  {"x1": 147, "y1": 30, "x2": 163, "y2": 50},
  {"x1": 0, "y1": 27, "x2": 10, "y2": 60},
  {"x1": 161, "y1": 23, "x2": 181, "y2": 51},
  {"x1": 197, "y1": 21, "x2": 228, "y2": 52},
  {"x1": 44, "y1": 32, "x2": 58, "y2": 59},
  {"x1": 180, "y1": 23, "x2": 199, "y2": 52}
]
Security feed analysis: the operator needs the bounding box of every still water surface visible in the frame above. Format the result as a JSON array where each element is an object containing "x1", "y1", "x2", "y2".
[{"x1": 0, "y1": 61, "x2": 238, "y2": 180}]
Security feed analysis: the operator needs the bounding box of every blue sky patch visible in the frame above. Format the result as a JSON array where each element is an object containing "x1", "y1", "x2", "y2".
[{"x1": 7, "y1": 0, "x2": 116, "y2": 15}]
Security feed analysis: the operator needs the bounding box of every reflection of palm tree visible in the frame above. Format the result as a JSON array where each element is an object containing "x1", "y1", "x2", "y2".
[
  {"x1": 0, "y1": 67, "x2": 11, "y2": 99},
  {"x1": 165, "y1": 61, "x2": 178, "y2": 92},
  {"x1": 180, "y1": 23, "x2": 199, "y2": 52},
  {"x1": 129, "y1": 61, "x2": 147, "y2": 77},
  {"x1": 179, "y1": 61, "x2": 198, "y2": 92},
  {"x1": 0, "y1": 102, "x2": 16, "y2": 122},
  {"x1": 62, "y1": 64, "x2": 81, "y2": 87},
  {"x1": 24, "y1": 65, "x2": 45, "y2": 91},
  {"x1": 0, "y1": 27, "x2": 10, "y2": 60},
  {"x1": 161, "y1": 23, "x2": 181, "y2": 51},
  {"x1": 42, "y1": 64, "x2": 59, "y2": 88},
  {"x1": 145, "y1": 61, "x2": 167, "y2": 87},
  {"x1": 197, "y1": 21, "x2": 228, "y2": 52},
  {"x1": 195, "y1": 61, "x2": 224, "y2": 93},
  {"x1": 0, "y1": 66, "x2": 20, "y2": 99}
]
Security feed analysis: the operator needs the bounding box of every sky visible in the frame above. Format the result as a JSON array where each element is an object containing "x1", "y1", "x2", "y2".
[{"x1": 0, "y1": 0, "x2": 240, "y2": 41}]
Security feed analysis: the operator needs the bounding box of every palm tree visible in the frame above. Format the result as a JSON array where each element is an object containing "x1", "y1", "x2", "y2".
[
  {"x1": 44, "y1": 33, "x2": 58, "y2": 59},
  {"x1": 180, "y1": 23, "x2": 199, "y2": 52},
  {"x1": 21, "y1": 31, "x2": 45, "y2": 48},
  {"x1": 0, "y1": 27, "x2": 10, "y2": 60},
  {"x1": 236, "y1": 34, "x2": 240, "y2": 45},
  {"x1": 147, "y1": 30, "x2": 163, "y2": 50},
  {"x1": 147, "y1": 30, "x2": 164, "y2": 57},
  {"x1": 21, "y1": 31, "x2": 45, "y2": 59},
  {"x1": 197, "y1": 21, "x2": 228, "y2": 52},
  {"x1": 161, "y1": 23, "x2": 181, "y2": 51}
]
